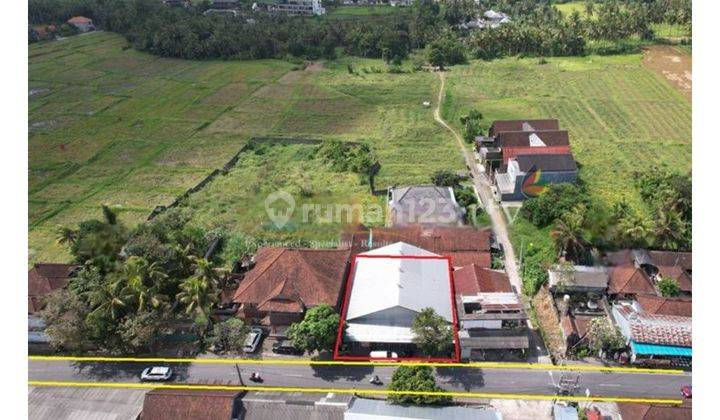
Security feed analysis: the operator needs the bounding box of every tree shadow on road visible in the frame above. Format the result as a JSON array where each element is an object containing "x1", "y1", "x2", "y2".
[
  {"x1": 71, "y1": 362, "x2": 191, "y2": 382},
  {"x1": 310, "y1": 365, "x2": 374, "y2": 383},
  {"x1": 435, "y1": 367, "x2": 484, "y2": 391}
]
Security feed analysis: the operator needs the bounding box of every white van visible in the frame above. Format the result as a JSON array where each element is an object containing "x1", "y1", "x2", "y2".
[{"x1": 369, "y1": 350, "x2": 398, "y2": 359}]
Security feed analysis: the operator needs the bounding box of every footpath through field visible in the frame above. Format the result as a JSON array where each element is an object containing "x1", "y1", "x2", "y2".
[{"x1": 432, "y1": 72, "x2": 522, "y2": 294}]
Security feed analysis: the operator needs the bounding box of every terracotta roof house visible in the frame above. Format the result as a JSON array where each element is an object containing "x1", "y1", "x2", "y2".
[
  {"x1": 28, "y1": 263, "x2": 79, "y2": 313},
  {"x1": 495, "y1": 130, "x2": 571, "y2": 165},
  {"x1": 607, "y1": 266, "x2": 657, "y2": 297},
  {"x1": 617, "y1": 402, "x2": 692, "y2": 420},
  {"x1": 340, "y1": 225, "x2": 492, "y2": 255},
  {"x1": 488, "y1": 119, "x2": 560, "y2": 137},
  {"x1": 612, "y1": 303, "x2": 691, "y2": 364},
  {"x1": 560, "y1": 312, "x2": 595, "y2": 351},
  {"x1": 67, "y1": 16, "x2": 95, "y2": 32},
  {"x1": 494, "y1": 153, "x2": 578, "y2": 201},
  {"x1": 454, "y1": 264, "x2": 528, "y2": 355},
  {"x1": 232, "y1": 248, "x2": 350, "y2": 332},
  {"x1": 388, "y1": 185, "x2": 465, "y2": 227},
  {"x1": 605, "y1": 249, "x2": 692, "y2": 297},
  {"x1": 635, "y1": 295, "x2": 692, "y2": 317},
  {"x1": 140, "y1": 389, "x2": 240, "y2": 420}
]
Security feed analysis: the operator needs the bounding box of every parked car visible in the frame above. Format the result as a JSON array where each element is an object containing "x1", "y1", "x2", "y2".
[
  {"x1": 243, "y1": 327, "x2": 264, "y2": 353},
  {"x1": 369, "y1": 350, "x2": 398, "y2": 359},
  {"x1": 140, "y1": 366, "x2": 173, "y2": 382},
  {"x1": 681, "y1": 385, "x2": 692, "y2": 398},
  {"x1": 272, "y1": 340, "x2": 303, "y2": 355}
]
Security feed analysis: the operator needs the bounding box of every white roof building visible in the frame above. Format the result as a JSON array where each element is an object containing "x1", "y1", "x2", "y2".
[{"x1": 344, "y1": 242, "x2": 454, "y2": 344}]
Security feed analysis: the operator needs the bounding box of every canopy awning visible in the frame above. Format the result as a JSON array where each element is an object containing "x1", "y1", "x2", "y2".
[
  {"x1": 631, "y1": 341, "x2": 692, "y2": 357},
  {"x1": 345, "y1": 323, "x2": 415, "y2": 344}
]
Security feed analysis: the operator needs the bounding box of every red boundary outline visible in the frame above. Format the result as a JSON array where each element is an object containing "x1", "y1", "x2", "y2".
[{"x1": 333, "y1": 254, "x2": 461, "y2": 363}]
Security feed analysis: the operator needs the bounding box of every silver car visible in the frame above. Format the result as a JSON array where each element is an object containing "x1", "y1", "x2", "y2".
[
  {"x1": 140, "y1": 366, "x2": 173, "y2": 382},
  {"x1": 243, "y1": 327, "x2": 263, "y2": 353}
]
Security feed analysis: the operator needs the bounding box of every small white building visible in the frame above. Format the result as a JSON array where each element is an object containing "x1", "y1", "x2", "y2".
[{"x1": 344, "y1": 242, "x2": 454, "y2": 347}]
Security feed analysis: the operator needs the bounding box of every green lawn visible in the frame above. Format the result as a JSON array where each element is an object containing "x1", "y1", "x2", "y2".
[
  {"x1": 651, "y1": 22, "x2": 691, "y2": 39},
  {"x1": 554, "y1": 1, "x2": 588, "y2": 18},
  {"x1": 29, "y1": 32, "x2": 464, "y2": 264}
]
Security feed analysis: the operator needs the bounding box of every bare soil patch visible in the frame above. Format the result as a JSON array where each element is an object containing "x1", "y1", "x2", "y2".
[
  {"x1": 531, "y1": 285, "x2": 566, "y2": 362},
  {"x1": 305, "y1": 61, "x2": 325, "y2": 72},
  {"x1": 642, "y1": 45, "x2": 691, "y2": 101}
]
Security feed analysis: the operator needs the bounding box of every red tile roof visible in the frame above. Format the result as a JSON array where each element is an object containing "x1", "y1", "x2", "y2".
[
  {"x1": 622, "y1": 310, "x2": 692, "y2": 347},
  {"x1": 617, "y1": 402, "x2": 691, "y2": 420},
  {"x1": 607, "y1": 266, "x2": 656, "y2": 296},
  {"x1": 454, "y1": 264, "x2": 512, "y2": 295},
  {"x1": 140, "y1": 389, "x2": 239, "y2": 420},
  {"x1": 647, "y1": 251, "x2": 692, "y2": 270},
  {"x1": 560, "y1": 313, "x2": 594, "y2": 341},
  {"x1": 341, "y1": 225, "x2": 492, "y2": 255},
  {"x1": 495, "y1": 130, "x2": 570, "y2": 148},
  {"x1": 489, "y1": 119, "x2": 560, "y2": 136},
  {"x1": 67, "y1": 16, "x2": 92, "y2": 24},
  {"x1": 28, "y1": 263, "x2": 79, "y2": 313},
  {"x1": 445, "y1": 251, "x2": 491, "y2": 268},
  {"x1": 232, "y1": 248, "x2": 350, "y2": 313},
  {"x1": 635, "y1": 295, "x2": 692, "y2": 317}
]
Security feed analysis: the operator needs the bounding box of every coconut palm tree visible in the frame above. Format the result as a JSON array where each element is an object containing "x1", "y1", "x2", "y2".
[
  {"x1": 89, "y1": 277, "x2": 132, "y2": 320},
  {"x1": 176, "y1": 276, "x2": 218, "y2": 321},
  {"x1": 652, "y1": 206, "x2": 686, "y2": 250},
  {"x1": 551, "y1": 205, "x2": 589, "y2": 262},
  {"x1": 56, "y1": 225, "x2": 78, "y2": 247},
  {"x1": 122, "y1": 256, "x2": 169, "y2": 312}
]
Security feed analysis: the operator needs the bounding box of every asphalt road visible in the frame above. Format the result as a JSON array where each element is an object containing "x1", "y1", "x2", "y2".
[{"x1": 28, "y1": 359, "x2": 690, "y2": 400}]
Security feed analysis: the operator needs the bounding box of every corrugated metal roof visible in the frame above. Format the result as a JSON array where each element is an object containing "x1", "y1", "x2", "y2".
[
  {"x1": 631, "y1": 341, "x2": 692, "y2": 357},
  {"x1": 28, "y1": 386, "x2": 147, "y2": 420},
  {"x1": 346, "y1": 243, "x2": 452, "y2": 322}
]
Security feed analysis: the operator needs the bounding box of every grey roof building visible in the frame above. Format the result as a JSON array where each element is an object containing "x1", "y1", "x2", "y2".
[
  {"x1": 345, "y1": 398, "x2": 503, "y2": 419},
  {"x1": 547, "y1": 265, "x2": 609, "y2": 293},
  {"x1": 388, "y1": 185, "x2": 464, "y2": 227}
]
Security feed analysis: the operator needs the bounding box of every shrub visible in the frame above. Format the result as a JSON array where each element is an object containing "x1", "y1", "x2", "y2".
[{"x1": 521, "y1": 184, "x2": 589, "y2": 227}]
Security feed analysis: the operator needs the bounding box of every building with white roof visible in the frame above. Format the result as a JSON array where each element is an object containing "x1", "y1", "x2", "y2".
[{"x1": 342, "y1": 242, "x2": 455, "y2": 349}]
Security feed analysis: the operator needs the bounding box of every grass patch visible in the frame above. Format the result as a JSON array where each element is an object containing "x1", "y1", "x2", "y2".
[{"x1": 29, "y1": 33, "x2": 464, "y2": 264}]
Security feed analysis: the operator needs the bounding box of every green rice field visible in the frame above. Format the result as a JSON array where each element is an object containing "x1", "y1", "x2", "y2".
[{"x1": 28, "y1": 32, "x2": 463, "y2": 264}]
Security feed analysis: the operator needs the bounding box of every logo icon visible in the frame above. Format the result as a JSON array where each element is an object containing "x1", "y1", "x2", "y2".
[
  {"x1": 264, "y1": 190, "x2": 295, "y2": 229},
  {"x1": 521, "y1": 165, "x2": 548, "y2": 198}
]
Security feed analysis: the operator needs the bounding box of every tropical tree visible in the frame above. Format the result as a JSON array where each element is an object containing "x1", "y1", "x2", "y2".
[
  {"x1": 40, "y1": 289, "x2": 91, "y2": 351},
  {"x1": 411, "y1": 307, "x2": 454, "y2": 357},
  {"x1": 122, "y1": 256, "x2": 169, "y2": 312},
  {"x1": 176, "y1": 275, "x2": 218, "y2": 322},
  {"x1": 584, "y1": 317, "x2": 626, "y2": 356},
  {"x1": 288, "y1": 304, "x2": 341, "y2": 354},
  {"x1": 209, "y1": 318, "x2": 250, "y2": 353},
  {"x1": 89, "y1": 277, "x2": 132, "y2": 321},
  {"x1": 55, "y1": 225, "x2": 78, "y2": 247},
  {"x1": 657, "y1": 276, "x2": 681, "y2": 297},
  {"x1": 652, "y1": 206, "x2": 687, "y2": 250},
  {"x1": 388, "y1": 366, "x2": 451, "y2": 405},
  {"x1": 551, "y1": 205, "x2": 589, "y2": 262}
]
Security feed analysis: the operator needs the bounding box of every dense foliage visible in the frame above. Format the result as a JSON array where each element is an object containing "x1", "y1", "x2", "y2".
[
  {"x1": 411, "y1": 307, "x2": 454, "y2": 357},
  {"x1": 388, "y1": 366, "x2": 451, "y2": 405},
  {"x1": 317, "y1": 140, "x2": 380, "y2": 185},
  {"x1": 460, "y1": 109, "x2": 485, "y2": 143},
  {"x1": 287, "y1": 304, "x2": 342, "y2": 354},
  {"x1": 29, "y1": 0, "x2": 691, "y2": 61},
  {"x1": 657, "y1": 276, "x2": 681, "y2": 297},
  {"x1": 209, "y1": 318, "x2": 250, "y2": 353},
  {"x1": 521, "y1": 184, "x2": 589, "y2": 227},
  {"x1": 430, "y1": 170, "x2": 462, "y2": 187},
  {"x1": 43, "y1": 207, "x2": 224, "y2": 354}
]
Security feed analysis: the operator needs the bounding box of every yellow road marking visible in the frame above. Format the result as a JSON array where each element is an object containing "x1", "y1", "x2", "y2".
[
  {"x1": 27, "y1": 380, "x2": 683, "y2": 405},
  {"x1": 29, "y1": 355, "x2": 686, "y2": 375}
]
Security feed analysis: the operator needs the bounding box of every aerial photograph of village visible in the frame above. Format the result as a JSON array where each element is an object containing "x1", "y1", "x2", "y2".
[{"x1": 20, "y1": 0, "x2": 704, "y2": 418}]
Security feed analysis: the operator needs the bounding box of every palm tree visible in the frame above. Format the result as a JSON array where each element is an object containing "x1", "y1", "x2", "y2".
[
  {"x1": 551, "y1": 205, "x2": 589, "y2": 262},
  {"x1": 176, "y1": 276, "x2": 218, "y2": 320},
  {"x1": 652, "y1": 206, "x2": 686, "y2": 250},
  {"x1": 56, "y1": 225, "x2": 78, "y2": 247},
  {"x1": 122, "y1": 256, "x2": 169, "y2": 312},
  {"x1": 89, "y1": 277, "x2": 132, "y2": 320},
  {"x1": 616, "y1": 212, "x2": 653, "y2": 248}
]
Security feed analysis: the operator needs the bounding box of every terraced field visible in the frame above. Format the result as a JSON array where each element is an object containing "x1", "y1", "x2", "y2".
[
  {"x1": 29, "y1": 32, "x2": 463, "y2": 264},
  {"x1": 442, "y1": 53, "x2": 691, "y2": 210}
]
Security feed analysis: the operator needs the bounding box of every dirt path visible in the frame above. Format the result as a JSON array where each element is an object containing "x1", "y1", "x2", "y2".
[
  {"x1": 642, "y1": 45, "x2": 691, "y2": 101},
  {"x1": 433, "y1": 72, "x2": 522, "y2": 294}
]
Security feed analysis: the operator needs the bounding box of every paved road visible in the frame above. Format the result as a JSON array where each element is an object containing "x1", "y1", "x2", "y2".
[
  {"x1": 29, "y1": 359, "x2": 689, "y2": 400},
  {"x1": 432, "y1": 72, "x2": 522, "y2": 293}
]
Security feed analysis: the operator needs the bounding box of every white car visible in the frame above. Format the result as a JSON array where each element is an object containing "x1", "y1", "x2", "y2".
[
  {"x1": 140, "y1": 366, "x2": 173, "y2": 382},
  {"x1": 243, "y1": 327, "x2": 263, "y2": 353}
]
